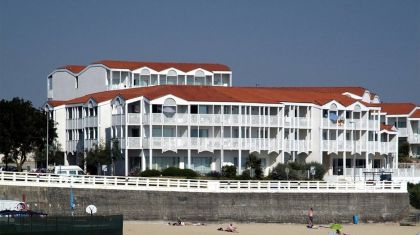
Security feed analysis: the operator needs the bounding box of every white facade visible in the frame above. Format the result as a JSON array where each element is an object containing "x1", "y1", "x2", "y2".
[
  {"x1": 48, "y1": 61, "x2": 232, "y2": 100},
  {"x1": 46, "y1": 60, "x2": 402, "y2": 177}
]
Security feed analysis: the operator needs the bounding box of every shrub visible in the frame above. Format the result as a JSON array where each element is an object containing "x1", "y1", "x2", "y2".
[
  {"x1": 408, "y1": 183, "x2": 420, "y2": 209},
  {"x1": 222, "y1": 165, "x2": 237, "y2": 178},
  {"x1": 161, "y1": 167, "x2": 199, "y2": 178},
  {"x1": 269, "y1": 162, "x2": 326, "y2": 181},
  {"x1": 237, "y1": 169, "x2": 252, "y2": 180},
  {"x1": 306, "y1": 162, "x2": 326, "y2": 180},
  {"x1": 140, "y1": 169, "x2": 161, "y2": 177},
  {"x1": 206, "y1": 171, "x2": 221, "y2": 178}
]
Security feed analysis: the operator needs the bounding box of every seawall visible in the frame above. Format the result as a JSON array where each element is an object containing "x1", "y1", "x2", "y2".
[{"x1": 0, "y1": 185, "x2": 409, "y2": 223}]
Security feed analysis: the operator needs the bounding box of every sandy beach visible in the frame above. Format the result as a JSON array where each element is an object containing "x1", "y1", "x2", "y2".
[{"x1": 124, "y1": 221, "x2": 419, "y2": 235}]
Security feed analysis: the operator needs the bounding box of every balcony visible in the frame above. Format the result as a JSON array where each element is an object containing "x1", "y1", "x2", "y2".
[
  {"x1": 137, "y1": 137, "x2": 281, "y2": 152},
  {"x1": 112, "y1": 114, "x2": 125, "y2": 126},
  {"x1": 66, "y1": 119, "x2": 83, "y2": 129},
  {"x1": 409, "y1": 134, "x2": 420, "y2": 144},
  {"x1": 65, "y1": 140, "x2": 84, "y2": 152},
  {"x1": 127, "y1": 113, "x2": 141, "y2": 125},
  {"x1": 83, "y1": 116, "x2": 98, "y2": 128},
  {"x1": 398, "y1": 128, "x2": 408, "y2": 137},
  {"x1": 84, "y1": 139, "x2": 98, "y2": 150},
  {"x1": 283, "y1": 140, "x2": 310, "y2": 152}
]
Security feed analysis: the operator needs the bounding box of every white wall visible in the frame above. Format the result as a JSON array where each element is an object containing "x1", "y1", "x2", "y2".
[
  {"x1": 53, "y1": 106, "x2": 67, "y2": 152},
  {"x1": 51, "y1": 71, "x2": 77, "y2": 100},
  {"x1": 78, "y1": 66, "x2": 108, "y2": 97},
  {"x1": 98, "y1": 102, "x2": 112, "y2": 143}
]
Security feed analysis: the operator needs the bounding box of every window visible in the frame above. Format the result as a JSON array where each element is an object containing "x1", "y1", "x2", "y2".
[
  {"x1": 152, "y1": 105, "x2": 162, "y2": 113},
  {"x1": 222, "y1": 74, "x2": 230, "y2": 86},
  {"x1": 398, "y1": 120, "x2": 407, "y2": 128},
  {"x1": 187, "y1": 75, "x2": 194, "y2": 85},
  {"x1": 199, "y1": 129, "x2": 209, "y2": 137},
  {"x1": 199, "y1": 105, "x2": 210, "y2": 114},
  {"x1": 159, "y1": 75, "x2": 166, "y2": 85},
  {"x1": 191, "y1": 157, "x2": 211, "y2": 174},
  {"x1": 346, "y1": 111, "x2": 351, "y2": 119},
  {"x1": 191, "y1": 128, "x2": 198, "y2": 137},
  {"x1": 167, "y1": 70, "x2": 177, "y2": 85},
  {"x1": 190, "y1": 105, "x2": 198, "y2": 114},
  {"x1": 151, "y1": 74, "x2": 158, "y2": 85},
  {"x1": 75, "y1": 76, "x2": 79, "y2": 88},
  {"x1": 131, "y1": 128, "x2": 140, "y2": 137},
  {"x1": 133, "y1": 74, "x2": 140, "y2": 86},
  {"x1": 178, "y1": 75, "x2": 185, "y2": 85},
  {"x1": 163, "y1": 127, "x2": 175, "y2": 137},
  {"x1": 205, "y1": 76, "x2": 212, "y2": 85},
  {"x1": 214, "y1": 74, "x2": 222, "y2": 85},
  {"x1": 112, "y1": 71, "x2": 120, "y2": 85},
  {"x1": 48, "y1": 77, "x2": 52, "y2": 90},
  {"x1": 152, "y1": 126, "x2": 162, "y2": 137}
]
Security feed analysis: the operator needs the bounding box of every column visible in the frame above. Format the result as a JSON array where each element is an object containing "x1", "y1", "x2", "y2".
[
  {"x1": 343, "y1": 151, "x2": 347, "y2": 176},
  {"x1": 187, "y1": 149, "x2": 191, "y2": 169},
  {"x1": 125, "y1": 148, "x2": 129, "y2": 176},
  {"x1": 149, "y1": 149, "x2": 153, "y2": 170},
  {"x1": 141, "y1": 150, "x2": 146, "y2": 171},
  {"x1": 64, "y1": 152, "x2": 69, "y2": 166},
  {"x1": 238, "y1": 150, "x2": 242, "y2": 174}
]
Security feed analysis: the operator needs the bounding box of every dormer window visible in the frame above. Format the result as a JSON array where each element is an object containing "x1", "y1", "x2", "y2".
[
  {"x1": 140, "y1": 69, "x2": 150, "y2": 86},
  {"x1": 48, "y1": 76, "x2": 53, "y2": 90},
  {"x1": 167, "y1": 70, "x2": 177, "y2": 85},
  {"x1": 194, "y1": 70, "x2": 205, "y2": 85}
]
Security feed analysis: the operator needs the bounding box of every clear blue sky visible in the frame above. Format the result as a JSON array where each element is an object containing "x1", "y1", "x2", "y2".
[{"x1": 0, "y1": 0, "x2": 419, "y2": 107}]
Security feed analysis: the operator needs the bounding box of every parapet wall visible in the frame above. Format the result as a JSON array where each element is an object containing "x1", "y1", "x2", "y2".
[{"x1": 0, "y1": 185, "x2": 409, "y2": 223}]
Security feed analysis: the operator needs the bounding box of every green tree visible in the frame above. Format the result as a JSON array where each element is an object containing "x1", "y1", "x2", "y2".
[
  {"x1": 0, "y1": 98, "x2": 57, "y2": 171},
  {"x1": 110, "y1": 139, "x2": 122, "y2": 176},
  {"x1": 34, "y1": 141, "x2": 64, "y2": 167},
  {"x1": 85, "y1": 141, "x2": 112, "y2": 174},
  {"x1": 245, "y1": 153, "x2": 263, "y2": 179},
  {"x1": 399, "y1": 141, "x2": 411, "y2": 163}
]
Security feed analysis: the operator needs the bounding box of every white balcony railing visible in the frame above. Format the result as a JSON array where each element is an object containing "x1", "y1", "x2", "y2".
[
  {"x1": 409, "y1": 134, "x2": 420, "y2": 144},
  {"x1": 112, "y1": 114, "x2": 125, "y2": 126},
  {"x1": 84, "y1": 139, "x2": 98, "y2": 150},
  {"x1": 398, "y1": 128, "x2": 408, "y2": 137},
  {"x1": 127, "y1": 113, "x2": 141, "y2": 125},
  {"x1": 0, "y1": 172, "x2": 407, "y2": 193},
  {"x1": 83, "y1": 116, "x2": 98, "y2": 128},
  {"x1": 127, "y1": 137, "x2": 141, "y2": 149}
]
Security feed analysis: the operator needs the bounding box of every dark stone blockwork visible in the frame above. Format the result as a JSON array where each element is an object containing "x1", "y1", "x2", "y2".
[{"x1": 0, "y1": 185, "x2": 409, "y2": 223}]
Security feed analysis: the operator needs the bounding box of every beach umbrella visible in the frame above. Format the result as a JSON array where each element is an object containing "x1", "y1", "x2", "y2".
[{"x1": 330, "y1": 223, "x2": 343, "y2": 230}]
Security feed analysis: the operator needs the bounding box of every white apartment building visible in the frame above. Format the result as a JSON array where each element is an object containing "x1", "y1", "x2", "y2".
[
  {"x1": 380, "y1": 103, "x2": 420, "y2": 158},
  {"x1": 45, "y1": 60, "x2": 400, "y2": 176}
]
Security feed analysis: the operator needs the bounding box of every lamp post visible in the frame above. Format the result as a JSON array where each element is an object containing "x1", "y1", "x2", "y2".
[{"x1": 45, "y1": 106, "x2": 50, "y2": 170}]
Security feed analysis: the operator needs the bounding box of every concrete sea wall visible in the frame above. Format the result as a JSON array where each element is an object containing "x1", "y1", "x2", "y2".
[{"x1": 0, "y1": 185, "x2": 409, "y2": 223}]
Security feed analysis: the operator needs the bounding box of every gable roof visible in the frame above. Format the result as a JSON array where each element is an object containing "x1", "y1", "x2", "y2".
[
  {"x1": 379, "y1": 103, "x2": 417, "y2": 115},
  {"x1": 57, "y1": 65, "x2": 86, "y2": 74},
  {"x1": 409, "y1": 109, "x2": 420, "y2": 119},
  {"x1": 380, "y1": 124, "x2": 397, "y2": 132},
  {"x1": 49, "y1": 85, "x2": 375, "y2": 107},
  {"x1": 56, "y1": 60, "x2": 231, "y2": 75}
]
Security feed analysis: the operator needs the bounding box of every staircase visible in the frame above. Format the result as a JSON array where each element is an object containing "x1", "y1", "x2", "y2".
[{"x1": 400, "y1": 208, "x2": 420, "y2": 226}]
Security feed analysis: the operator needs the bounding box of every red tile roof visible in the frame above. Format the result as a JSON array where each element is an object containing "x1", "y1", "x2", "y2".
[
  {"x1": 47, "y1": 100, "x2": 66, "y2": 107},
  {"x1": 94, "y1": 60, "x2": 231, "y2": 72},
  {"x1": 380, "y1": 124, "x2": 397, "y2": 132},
  {"x1": 50, "y1": 85, "x2": 373, "y2": 107},
  {"x1": 379, "y1": 103, "x2": 417, "y2": 115},
  {"x1": 410, "y1": 109, "x2": 420, "y2": 119},
  {"x1": 57, "y1": 60, "x2": 230, "y2": 74},
  {"x1": 58, "y1": 65, "x2": 86, "y2": 74}
]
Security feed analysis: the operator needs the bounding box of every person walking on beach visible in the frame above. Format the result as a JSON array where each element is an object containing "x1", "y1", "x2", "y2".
[{"x1": 308, "y1": 208, "x2": 314, "y2": 227}]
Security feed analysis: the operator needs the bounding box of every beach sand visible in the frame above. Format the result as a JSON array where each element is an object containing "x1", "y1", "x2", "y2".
[{"x1": 124, "y1": 221, "x2": 419, "y2": 235}]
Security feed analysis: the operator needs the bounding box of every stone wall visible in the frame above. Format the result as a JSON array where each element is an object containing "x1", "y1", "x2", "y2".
[{"x1": 0, "y1": 185, "x2": 409, "y2": 223}]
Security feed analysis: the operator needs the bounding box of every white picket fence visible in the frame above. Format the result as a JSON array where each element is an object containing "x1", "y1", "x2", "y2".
[{"x1": 0, "y1": 171, "x2": 407, "y2": 193}]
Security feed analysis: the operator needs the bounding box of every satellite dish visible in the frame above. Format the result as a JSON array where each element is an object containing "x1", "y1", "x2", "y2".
[{"x1": 85, "y1": 205, "x2": 97, "y2": 215}]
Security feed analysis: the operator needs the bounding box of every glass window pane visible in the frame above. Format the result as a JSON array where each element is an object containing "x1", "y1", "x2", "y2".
[
  {"x1": 152, "y1": 127, "x2": 162, "y2": 137},
  {"x1": 151, "y1": 74, "x2": 158, "y2": 85},
  {"x1": 159, "y1": 75, "x2": 166, "y2": 85},
  {"x1": 214, "y1": 74, "x2": 221, "y2": 85},
  {"x1": 187, "y1": 75, "x2": 194, "y2": 85},
  {"x1": 167, "y1": 76, "x2": 177, "y2": 85}
]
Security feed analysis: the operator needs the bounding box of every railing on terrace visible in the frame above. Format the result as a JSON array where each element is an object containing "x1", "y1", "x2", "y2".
[{"x1": 0, "y1": 171, "x2": 407, "y2": 193}]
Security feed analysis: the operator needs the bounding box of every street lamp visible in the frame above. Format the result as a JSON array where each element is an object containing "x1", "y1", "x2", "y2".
[{"x1": 44, "y1": 106, "x2": 51, "y2": 171}]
